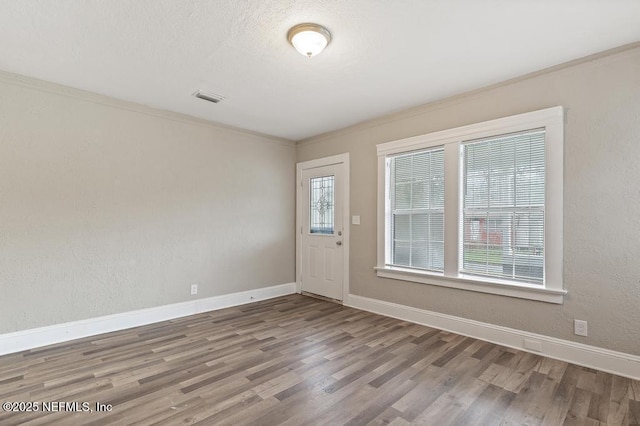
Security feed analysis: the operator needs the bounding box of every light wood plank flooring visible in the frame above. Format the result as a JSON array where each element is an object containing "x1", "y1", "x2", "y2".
[{"x1": 1, "y1": 294, "x2": 638, "y2": 425}]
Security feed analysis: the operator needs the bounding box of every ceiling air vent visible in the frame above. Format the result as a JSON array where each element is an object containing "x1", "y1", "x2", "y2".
[{"x1": 193, "y1": 90, "x2": 225, "y2": 104}]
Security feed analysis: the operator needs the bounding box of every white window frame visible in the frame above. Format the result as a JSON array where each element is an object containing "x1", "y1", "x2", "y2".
[
  {"x1": 376, "y1": 106, "x2": 566, "y2": 304},
  {"x1": 388, "y1": 148, "x2": 445, "y2": 272}
]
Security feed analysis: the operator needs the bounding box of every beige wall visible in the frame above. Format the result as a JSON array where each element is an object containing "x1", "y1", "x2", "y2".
[
  {"x1": 0, "y1": 72, "x2": 296, "y2": 334},
  {"x1": 297, "y1": 46, "x2": 640, "y2": 355}
]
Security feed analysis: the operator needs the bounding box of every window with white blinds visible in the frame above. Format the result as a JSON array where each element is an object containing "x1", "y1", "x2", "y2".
[
  {"x1": 389, "y1": 148, "x2": 444, "y2": 271},
  {"x1": 376, "y1": 106, "x2": 565, "y2": 304},
  {"x1": 461, "y1": 130, "x2": 545, "y2": 284}
]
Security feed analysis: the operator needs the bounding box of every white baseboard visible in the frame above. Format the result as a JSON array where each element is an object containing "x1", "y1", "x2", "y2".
[
  {"x1": 0, "y1": 283, "x2": 296, "y2": 356},
  {"x1": 345, "y1": 294, "x2": 640, "y2": 380}
]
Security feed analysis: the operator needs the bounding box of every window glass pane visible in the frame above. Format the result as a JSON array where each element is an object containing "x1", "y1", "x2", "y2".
[
  {"x1": 411, "y1": 241, "x2": 428, "y2": 267},
  {"x1": 430, "y1": 151, "x2": 445, "y2": 208},
  {"x1": 309, "y1": 175, "x2": 334, "y2": 234},
  {"x1": 393, "y1": 214, "x2": 410, "y2": 241},
  {"x1": 393, "y1": 241, "x2": 410, "y2": 266},
  {"x1": 464, "y1": 142, "x2": 489, "y2": 208},
  {"x1": 411, "y1": 152, "x2": 430, "y2": 209},
  {"x1": 429, "y1": 242, "x2": 444, "y2": 270},
  {"x1": 430, "y1": 213, "x2": 444, "y2": 243},
  {"x1": 411, "y1": 214, "x2": 428, "y2": 241},
  {"x1": 389, "y1": 147, "x2": 444, "y2": 272},
  {"x1": 395, "y1": 182, "x2": 411, "y2": 210},
  {"x1": 461, "y1": 130, "x2": 545, "y2": 284},
  {"x1": 394, "y1": 156, "x2": 412, "y2": 182},
  {"x1": 516, "y1": 134, "x2": 545, "y2": 206}
]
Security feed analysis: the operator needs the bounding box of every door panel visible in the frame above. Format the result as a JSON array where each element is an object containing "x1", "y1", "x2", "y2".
[
  {"x1": 309, "y1": 245, "x2": 319, "y2": 278},
  {"x1": 325, "y1": 248, "x2": 335, "y2": 281},
  {"x1": 301, "y1": 164, "x2": 343, "y2": 300}
]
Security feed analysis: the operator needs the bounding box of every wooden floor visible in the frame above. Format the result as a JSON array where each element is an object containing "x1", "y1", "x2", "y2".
[{"x1": 1, "y1": 295, "x2": 638, "y2": 425}]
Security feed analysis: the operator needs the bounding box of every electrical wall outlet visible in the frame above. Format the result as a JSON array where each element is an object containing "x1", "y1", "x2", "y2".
[
  {"x1": 574, "y1": 319, "x2": 588, "y2": 336},
  {"x1": 191, "y1": 284, "x2": 198, "y2": 295}
]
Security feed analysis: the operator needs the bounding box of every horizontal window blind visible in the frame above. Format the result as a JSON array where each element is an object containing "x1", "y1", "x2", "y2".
[
  {"x1": 461, "y1": 129, "x2": 545, "y2": 284},
  {"x1": 390, "y1": 148, "x2": 444, "y2": 271}
]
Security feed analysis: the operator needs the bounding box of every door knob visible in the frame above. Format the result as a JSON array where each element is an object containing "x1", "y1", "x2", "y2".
[{"x1": 336, "y1": 241, "x2": 342, "y2": 246}]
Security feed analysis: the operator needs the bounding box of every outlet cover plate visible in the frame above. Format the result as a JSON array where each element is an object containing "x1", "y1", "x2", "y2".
[
  {"x1": 191, "y1": 284, "x2": 198, "y2": 295},
  {"x1": 574, "y1": 319, "x2": 588, "y2": 336}
]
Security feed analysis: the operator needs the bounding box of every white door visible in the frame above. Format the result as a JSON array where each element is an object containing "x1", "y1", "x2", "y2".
[{"x1": 300, "y1": 163, "x2": 344, "y2": 300}]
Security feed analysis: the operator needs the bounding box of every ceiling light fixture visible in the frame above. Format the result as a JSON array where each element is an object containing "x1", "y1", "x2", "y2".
[{"x1": 287, "y1": 23, "x2": 331, "y2": 58}]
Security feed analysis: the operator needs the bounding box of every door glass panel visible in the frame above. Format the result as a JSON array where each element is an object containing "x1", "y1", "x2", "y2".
[{"x1": 310, "y1": 175, "x2": 335, "y2": 234}]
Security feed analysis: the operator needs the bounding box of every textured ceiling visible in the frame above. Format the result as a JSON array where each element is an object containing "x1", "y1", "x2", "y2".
[{"x1": 1, "y1": 1, "x2": 639, "y2": 141}]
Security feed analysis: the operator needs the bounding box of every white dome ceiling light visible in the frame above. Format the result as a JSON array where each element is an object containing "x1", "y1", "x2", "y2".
[{"x1": 287, "y1": 23, "x2": 332, "y2": 58}]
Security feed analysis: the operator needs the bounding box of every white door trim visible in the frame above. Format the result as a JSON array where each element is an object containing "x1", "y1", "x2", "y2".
[{"x1": 296, "y1": 153, "x2": 350, "y2": 302}]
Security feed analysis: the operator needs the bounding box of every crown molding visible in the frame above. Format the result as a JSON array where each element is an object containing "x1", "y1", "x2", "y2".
[
  {"x1": 297, "y1": 42, "x2": 640, "y2": 147},
  {"x1": 0, "y1": 69, "x2": 295, "y2": 148}
]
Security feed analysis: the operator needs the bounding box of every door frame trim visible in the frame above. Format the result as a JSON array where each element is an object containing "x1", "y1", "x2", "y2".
[{"x1": 296, "y1": 153, "x2": 350, "y2": 302}]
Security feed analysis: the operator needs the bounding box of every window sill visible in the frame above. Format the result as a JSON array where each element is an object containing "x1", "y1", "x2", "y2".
[{"x1": 374, "y1": 266, "x2": 566, "y2": 304}]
